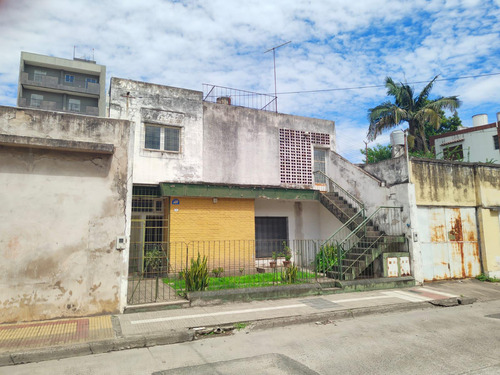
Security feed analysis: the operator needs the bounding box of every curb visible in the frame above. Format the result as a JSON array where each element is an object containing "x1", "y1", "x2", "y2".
[{"x1": 0, "y1": 297, "x2": 468, "y2": 367}]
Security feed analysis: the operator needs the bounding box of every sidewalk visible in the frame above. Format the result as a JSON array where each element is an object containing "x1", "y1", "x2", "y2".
[{"x1": 1, "y1": 279, "x2": 499, "y2": 367}]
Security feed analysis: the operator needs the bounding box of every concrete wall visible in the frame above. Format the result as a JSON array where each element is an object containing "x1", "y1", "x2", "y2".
[
  {"x1": 411, "y1": 158, "x2": 500, "y2": 279},
  {"x1": 0, "y1": 106, "x2": 132, "y2": 323},
  {"x1": 203, "y1": 102, "x2": 336, "y2": 186},
  {"x1": 361, "y1": 156, "x2": 409, "y2": 186},
  {"x1": 109, "y1": 78, "x2": 204, "y2": 184}
]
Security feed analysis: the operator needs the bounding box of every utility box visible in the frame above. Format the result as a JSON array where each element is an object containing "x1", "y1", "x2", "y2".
[{"x1": 383, "y1": 253, "x2": 411, "y2": 277}]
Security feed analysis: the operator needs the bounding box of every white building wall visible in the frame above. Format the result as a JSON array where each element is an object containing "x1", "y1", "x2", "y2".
[
  {"x1": 109, "y1": 78, "x2": 204, "y2": 184},
  {"x1": 254, "y1": 199, "x2": 343, "y2": 241},
  {"x1": 434, "y1": 127, "x2": 499, "y2": 163}
]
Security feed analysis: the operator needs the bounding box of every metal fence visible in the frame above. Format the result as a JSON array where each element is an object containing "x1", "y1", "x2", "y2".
[
  {"x1": 127, "y1": 235, "x2": 410, "y2": 305},
  {"x1": 202, "y1": 84, "x2": 277, "y2": 112}
]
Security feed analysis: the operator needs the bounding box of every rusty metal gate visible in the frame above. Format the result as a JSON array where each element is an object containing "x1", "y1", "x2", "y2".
[{"x1": 418, "y1": 207, "x2": 481, "y2": 281}]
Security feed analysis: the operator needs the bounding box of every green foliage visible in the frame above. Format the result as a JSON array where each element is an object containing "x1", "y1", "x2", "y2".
[
  {"x1": 425, "y1": 112, "x2": 462, "y2": 139},
  {"x1": 211, "y1": 267, "x2": 224, "y2": 278},
  {"x1": 484, "y1": 158, "x2": 498, "y2": 164},
  {"x1": 144, "y1": 246, "x2": 165, "y2": 273},
  {"x1": 234, "y1": 322, "x2": 248, "y2": 330},
  {"x1": 360, "y1": 144, "x2": 392, "y2": 163},
  {"x1": 476, "y1": 273, "x2": 500, "y2": 282},
  {"x1": 409, "y1": 149, "x2": 437, "y2": 159},
  {"x1": 184, "y1": 253, "x2": 210, "y2": 291},
  {"x1": 368, "y1": 76, "x2": 461, "y2": 153},
  {"x1": 314, "y1": 244, "x2": 342, "y2": 273},
  {"x1": 283, "y1": 242, "x2": 292, "y2": 261},
  {"x1": 281, "y1": 263, "x2": 298, "y2": 283}
]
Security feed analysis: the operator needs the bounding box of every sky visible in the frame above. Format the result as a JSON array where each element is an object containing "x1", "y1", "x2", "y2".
[{"x1": 0, "y1": 0, "x2": 499, "y2": 162}]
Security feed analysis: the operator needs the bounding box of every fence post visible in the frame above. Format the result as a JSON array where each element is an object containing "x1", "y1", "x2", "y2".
[{"x1": 338, "y1": 243, "x2": 343, "y2": 281}]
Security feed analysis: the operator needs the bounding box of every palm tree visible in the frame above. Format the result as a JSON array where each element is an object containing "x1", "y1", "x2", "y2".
[{"x1": 367, "y1": 76, "x2": 461, "y2": 153}]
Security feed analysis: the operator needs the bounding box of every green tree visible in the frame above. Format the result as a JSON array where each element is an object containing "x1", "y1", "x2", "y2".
[
  {"x1": 367, "y1": 76, "x2": 461, "y2": 153},
  {"x1": 360, "y1": 144, "x2": 392, "y2": 163},
  {"x1": 425, "y1": 112, "x2": 462, "y2": 139}
]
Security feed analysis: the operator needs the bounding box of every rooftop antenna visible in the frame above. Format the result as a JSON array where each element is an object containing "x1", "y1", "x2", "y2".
[{"x1": 264, "y1": 41, "x2": 291, "y2": 113}]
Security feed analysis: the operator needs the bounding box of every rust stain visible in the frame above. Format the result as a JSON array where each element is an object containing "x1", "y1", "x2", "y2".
[
  {"x1": 90, "y1": 282, "x2": 102, "y2": 293},
  {"x1": 6, "y1": 237, "x2": 20, "y2": 259},
  {"x1": 430, "y1": 224, "x2": 446, "y2": 242},
  {"x1": 449, "y1": 211, "x2": 466, "y2": 278}
]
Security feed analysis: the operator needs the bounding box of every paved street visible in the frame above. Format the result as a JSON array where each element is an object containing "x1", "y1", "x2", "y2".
[{"x1": 3, "y1": 297, "x2": 500, "y2": 375}]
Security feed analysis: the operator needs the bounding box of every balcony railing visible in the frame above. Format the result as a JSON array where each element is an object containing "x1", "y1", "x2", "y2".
[
  {"x1": 203, "y1": 84, "x2": 277, "y2": 112},
  {"x1": 21, "y1": 72, "x2": 100, "y2": 96}
]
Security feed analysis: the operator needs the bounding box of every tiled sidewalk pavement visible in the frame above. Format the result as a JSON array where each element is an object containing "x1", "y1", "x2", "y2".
[{"x1": 0, "y1": 316, "x2": 114, "y2": 352}]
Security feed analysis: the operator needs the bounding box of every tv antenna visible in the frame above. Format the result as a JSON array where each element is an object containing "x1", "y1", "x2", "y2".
[{"x1": 264, "y1": 41, "x2": 291, "y2": 113}]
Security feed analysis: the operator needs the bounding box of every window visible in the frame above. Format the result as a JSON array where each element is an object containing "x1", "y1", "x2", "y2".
[
  {"x1": 443, "y1": 144, "x2": 464, "y2": 160},
  {"x1": 494, "y1": 135, "x2": 499, "y2": 150},
  {"x1": 65, "y1": 74, "x2": 75, "y2": 83},
  {"x1": 34, "y1": 70, "x2": 46, "y2": 82},
  {"x1": 30, "y1": 94, "x2": 43, "y2": 108},
  {"x1": 255, "y1": 217, "x2": 288, "y2": 258},
  {"x1": 314, "y1": 148, "x2": 327, "y2": 183},
  {"x1": 144, "y1": 124, "x2": 180, "y2": 152},
  {"x1": 68, "y1": 98, "x2": 80, "y2": 112},
  {"x1": 85, "y1": 78, "x2": 97, "y2": 88}
]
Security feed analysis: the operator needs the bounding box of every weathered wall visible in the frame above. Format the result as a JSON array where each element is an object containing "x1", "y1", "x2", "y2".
[
  {"x1": 361, "y1": 156, "x2": 409, "y2": 186},
  {"x1": 411, "y1": 158, "x2": 500, "y2": 279},
  {"x1": 0, "y1": 106, "x2": 131, "y2": 323},
  {"x1": 202, "y1": 102, "x2": 336, "y2": 186},
  {"x1": 109, "y1": 78, "x2": 203, "y2": 184},
  {"x1": 411, "y1": 159, "x2": 477, "y2": 206}
]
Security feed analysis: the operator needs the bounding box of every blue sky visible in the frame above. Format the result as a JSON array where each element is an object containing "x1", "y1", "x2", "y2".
[{"x1": 0, "y1": 0, "x2": 499, "y2": 162}]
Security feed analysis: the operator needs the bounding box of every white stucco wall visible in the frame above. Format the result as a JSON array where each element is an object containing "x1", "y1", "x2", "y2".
[
  {"x1": 109, "y1": 78, "x2": 204, "y2": 184},
  {"x1": 0, "y1": 106, "x2": 132, "y2": 323},
  {"x1": 254, "y1": 199, "x2": 343, "y2": 241},
  {"x1": 434, "y1": 126, "x2": 500, "y2": 163}
]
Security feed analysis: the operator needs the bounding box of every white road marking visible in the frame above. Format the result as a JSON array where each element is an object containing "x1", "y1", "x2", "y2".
[
  {"x1": 130, "y1": 295, "x2": 397, "y2": 325},
  {"x1": 382, "y1": 290, "x2": 431, "y2": 302},
  {"x1": 419, "y1": 287, "x2": 457, "y2": 298}
]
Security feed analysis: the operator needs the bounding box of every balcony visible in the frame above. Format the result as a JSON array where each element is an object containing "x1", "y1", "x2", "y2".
[
  {"x1": 18, "y1": 98, "x2": 99, "y2": 116},
  {"x1": 20, "y1": 72, "x2": 100, "y2": 97}
]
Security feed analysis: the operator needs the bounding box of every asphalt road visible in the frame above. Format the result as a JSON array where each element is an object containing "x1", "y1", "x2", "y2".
[{"x1": 3, "y1": 299, "x2": 500, "y2": 375}]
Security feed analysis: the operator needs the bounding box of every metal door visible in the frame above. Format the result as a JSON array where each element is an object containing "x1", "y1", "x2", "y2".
[{"x1": 418, "y1": 207, "x2": 481, "y2": 281}]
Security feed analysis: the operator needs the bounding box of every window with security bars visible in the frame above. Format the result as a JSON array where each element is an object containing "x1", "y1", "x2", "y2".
[
  {"x1": 30, "y1": 94, "x2": 43, "y2": 108},
  {"x1": 494, "y1": 135, "x2": 499, "y2": 150},
  {"x1": 255, "y1": 217, "x2": 288, "y2": 258},
  {"x1": 144, "y1": 124, "x2": 180, "y2": 152},
  {"x1": 132, "y1": 197, "x2": 163, "y2": 213},
  {"x1": 314, "y1": 148, "x2": 327, "y2": 183}
]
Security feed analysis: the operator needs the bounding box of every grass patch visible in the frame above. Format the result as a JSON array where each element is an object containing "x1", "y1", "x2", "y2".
[
  {"x1": 476, "y1": 273, "x2": 500, "y2": 283},
  {"x1": 164, "y1": 270, "x2": 317, "y2": 291},
  {"x1": 234, "y1": 322, "x2": 247, "y2": 330}
]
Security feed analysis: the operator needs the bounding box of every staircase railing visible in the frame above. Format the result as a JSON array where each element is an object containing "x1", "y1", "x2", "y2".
[
  {"x1": 334, "y1": 206, "x2": 405, "y2": 280},
  {"x1": 313, "y1": 170, "x2": 365, "y2": 220}
]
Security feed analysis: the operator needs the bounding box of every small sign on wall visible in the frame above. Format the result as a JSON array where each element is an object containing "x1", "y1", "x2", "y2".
[{"x1": 172, "y1": 199, "x2": 180, "y2": 205}]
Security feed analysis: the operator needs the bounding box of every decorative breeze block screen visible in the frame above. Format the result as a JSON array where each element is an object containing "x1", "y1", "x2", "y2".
[{"x1": 279, "y1": 129, "x2": 330, "y2": 185}]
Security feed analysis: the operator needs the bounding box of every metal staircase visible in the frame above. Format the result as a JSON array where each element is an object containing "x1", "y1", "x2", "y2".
[{"x1": 314, "y1": 171, "x2": 407, "y2": 281}]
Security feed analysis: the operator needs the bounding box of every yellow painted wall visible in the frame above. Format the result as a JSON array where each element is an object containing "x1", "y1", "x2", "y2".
[
  {"x1": 478, "y1": 208, "x2": 500, "y2": 277},
  {"x1": 411, "y1": 160, "x2": 477, "y2": 206},
  {"x1": 411, "y1": 159, "x2": 500, "y2": 276},
  {"x1": 169, "y1": 197, "x2": 255, "y2": 273}
]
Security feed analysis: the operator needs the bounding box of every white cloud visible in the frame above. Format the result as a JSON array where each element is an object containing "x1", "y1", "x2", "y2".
[{"x1": 0, "y1": 0, "x2": 499, "y2": 162}]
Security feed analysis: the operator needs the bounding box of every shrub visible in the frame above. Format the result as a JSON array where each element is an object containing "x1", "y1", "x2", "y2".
[
  {"x1": 314, "y1": 244, "x2": 342, "y2": 273},
  {"x1": 185, "y1": 253, "x2": 210, "y2": 291},
  {"x1": 211, "y1": 267, "x2": 224, "y2": 278},
  {"x1": 281, "y1": 263, "x2": 298, "y2": 283}
]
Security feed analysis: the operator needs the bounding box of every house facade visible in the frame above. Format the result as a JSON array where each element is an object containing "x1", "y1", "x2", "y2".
[
  {"x1": 17, "y1": 52, "x2": 107, "y2": 117},
  {"x1": 108, "y1": 78, "x2": 345, "y2": 288},
  {"x1": 430, "y1": 114, "x2": 500, "y2": 163}
]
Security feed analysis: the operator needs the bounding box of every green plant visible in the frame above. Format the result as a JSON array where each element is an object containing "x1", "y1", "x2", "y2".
[
  {"x1": 184, "y1": 253, "x2": 210, "y2": 291},
  {"x1": 281, "y1": 263, "x2": 298, "y2": 283},
  {"x1": 211, "y1": 267, "x2": 224, "y2": 278},
  {"x1": 485, "y1": 158, "x2": 498, "y2": 164},
  {"x1": 283, "y1": 242, "x2": 292, "y2": 261},
  {"x1": 314, "y1": 243, "x2": 343, "y2": 273},
  {"x1": 476, "y1": 273, "x2": 500, "y2": 283},
  {"x1": 239, "y1": 268, "x2": 245, "y2": 275},
  {"x1": 360, "y1": 144, "x2": 392, "y2": 163},
  {"x1": 234, "y1": 322, "x2": 247, "y2": 330},
  {"x1": 144, "y1": 246, "x2": 164, "y2": 274}
]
